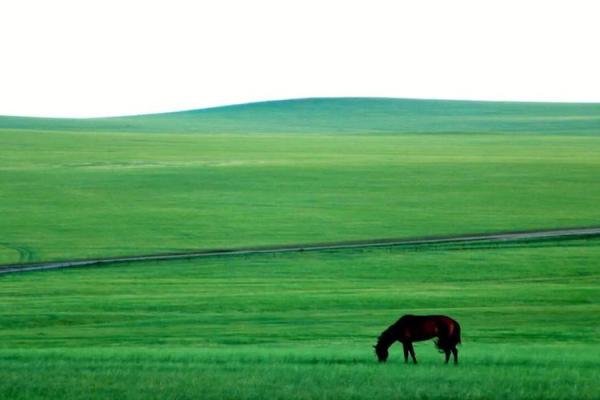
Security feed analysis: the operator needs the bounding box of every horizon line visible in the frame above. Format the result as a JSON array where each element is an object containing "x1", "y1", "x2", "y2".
[{"x1": 2, "y1": 95, "x2": 600, "y2": 120}]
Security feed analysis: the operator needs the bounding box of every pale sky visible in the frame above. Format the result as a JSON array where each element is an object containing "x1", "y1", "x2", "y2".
[{"x1": 1, "y1": 0, "x2": 599, "y2": 117}]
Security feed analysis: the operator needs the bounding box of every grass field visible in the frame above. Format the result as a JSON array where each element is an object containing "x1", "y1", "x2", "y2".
[
  {"x1": 1, "y1": 98, "x2": 599, "y2": 399},
  {"x1": 1, "y1": 239, "x2": 599, "y2": 399},
  {"x1": 1, "y1": 98, "x2": 600, "y2": 263}
]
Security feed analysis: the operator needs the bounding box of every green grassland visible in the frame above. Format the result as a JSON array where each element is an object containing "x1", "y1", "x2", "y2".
[
  {"x1": 1, "y1": 98, "x2": 599, "y2": 399},
  {"x1": 1, "y1": 239, "x2": 599, "y2": 399},
  {"x1": 1, "y1": 98, "x2": 600, "y2": 264}
]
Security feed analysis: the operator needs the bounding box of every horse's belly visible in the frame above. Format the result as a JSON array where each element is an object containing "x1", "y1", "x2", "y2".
[{"x1": 411, "y1": 334, "x2": 436, "y2": 342}]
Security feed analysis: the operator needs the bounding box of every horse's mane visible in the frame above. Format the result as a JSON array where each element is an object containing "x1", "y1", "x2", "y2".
[{"x1": 377, "y1": 315, "x2": 425, "y2": 347}]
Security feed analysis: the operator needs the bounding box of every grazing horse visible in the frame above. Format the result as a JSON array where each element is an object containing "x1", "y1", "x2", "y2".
[{"x1": 374, "y1": 314, "x2": 461, "y2": 364}]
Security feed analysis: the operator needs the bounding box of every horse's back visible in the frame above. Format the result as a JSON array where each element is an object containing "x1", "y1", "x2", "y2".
[
  {"x1": 398, "y1": 314, "x2": 458, "y2": 325},
  {"x1": 397, "y1": 314, "x2": 461, "y2": 340}
]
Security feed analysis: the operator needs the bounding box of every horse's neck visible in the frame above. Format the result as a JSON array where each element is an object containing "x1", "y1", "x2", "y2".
[{"x1": 377, "y1": 327, "x2": 399, "y2": 348}]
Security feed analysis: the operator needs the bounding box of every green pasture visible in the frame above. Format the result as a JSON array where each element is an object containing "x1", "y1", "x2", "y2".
[
  {"x1": 1, "y1": 98, "x2": 599, "y2": 398},
  {"x1": 1, "y1": 98, "x2": 600, "y2": 264},
  {"x1": 1, "y1": 239, "x2": 599, "y2": 399}
]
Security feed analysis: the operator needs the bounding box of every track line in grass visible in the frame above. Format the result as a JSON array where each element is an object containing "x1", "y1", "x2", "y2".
[
  {"x1": 0, "y1": 243, "x2": 35, "y2": 263},
  {"x1": 1, "y1": 226, "x2": 600, "y2": 275}
]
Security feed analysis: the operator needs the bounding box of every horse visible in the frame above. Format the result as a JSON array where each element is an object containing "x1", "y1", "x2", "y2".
[{"x1": 374, "y1": 314, "x2": 461, "y2": 364}]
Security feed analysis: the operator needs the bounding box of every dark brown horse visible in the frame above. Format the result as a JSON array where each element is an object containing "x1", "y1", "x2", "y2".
[{"x1": 374, "y1": 315, "x2": 461, "y2": 364}]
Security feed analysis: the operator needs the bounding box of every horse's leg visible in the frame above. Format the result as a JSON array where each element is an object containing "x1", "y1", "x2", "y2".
[
  {"x1": 408, "y1": 343, "x2": 417, "y2": 364},
  {"x1": 451, "y1": 347, "x2": 458, "y2": 365},
  {"x1": 402, "y1": 342, "x2": 409, "y2": 363},
  {"x1": 444, "y1": 348, "x2": 451, "y2": 364}
]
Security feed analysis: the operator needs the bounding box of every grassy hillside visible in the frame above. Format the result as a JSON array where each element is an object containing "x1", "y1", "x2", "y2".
[
  {"x1": 2, "y1": 98, "x2": 599, "y2": 399},
  {"x1": 1, "y1": 239, "x2": 599, "y2": 399},
  {"x1": 1, "y1": 98, "x2": 600, "y2": 264},
  {"x1": 2, "y1": 97, "x2": 600, "y2": 135}
]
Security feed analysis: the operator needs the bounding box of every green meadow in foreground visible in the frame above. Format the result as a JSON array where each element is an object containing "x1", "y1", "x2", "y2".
[
  {"x1": 1, "y1": 239, "x2": 599, "y2": 399},
  {"x1": 1, "y1": 98, "x2": 600, "y2": 264}
]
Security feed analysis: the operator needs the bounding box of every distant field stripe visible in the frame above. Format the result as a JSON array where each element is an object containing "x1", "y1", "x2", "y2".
[{"x1": 1, "y1": 226, "x2": 600, "y2": 275}]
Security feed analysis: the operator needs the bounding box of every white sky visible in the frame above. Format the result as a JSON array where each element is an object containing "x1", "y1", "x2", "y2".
[{"x1": 1, "y1": 0, "x2": 599, "y2": 117}]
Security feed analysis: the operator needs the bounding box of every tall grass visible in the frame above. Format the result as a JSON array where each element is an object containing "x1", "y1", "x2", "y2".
[{"x1": 1, "y1": 345, "x2": 598, "y2": 400}]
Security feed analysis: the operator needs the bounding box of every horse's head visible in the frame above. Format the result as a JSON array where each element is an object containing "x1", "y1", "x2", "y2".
[{"x1": 373, "y1": 344, "x2": 388, "y2": 362}]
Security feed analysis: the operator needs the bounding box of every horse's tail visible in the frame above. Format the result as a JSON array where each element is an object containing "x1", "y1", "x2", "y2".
[{"x1": 454, "y1": 322, "x2": 462, "y2": 345}]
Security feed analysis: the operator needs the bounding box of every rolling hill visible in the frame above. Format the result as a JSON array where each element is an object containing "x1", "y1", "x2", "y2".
[
  {"x1": 1, "y1": 97, "x2": 599, "y2": 264},
  {"x1": 2, "y1": 97, "x2": 600, "y2": 134}
]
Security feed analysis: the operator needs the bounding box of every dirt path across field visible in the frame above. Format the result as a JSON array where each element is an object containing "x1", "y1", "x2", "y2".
[{"x1": 2, "y1": 226, "x2": 600, "y2": 275}]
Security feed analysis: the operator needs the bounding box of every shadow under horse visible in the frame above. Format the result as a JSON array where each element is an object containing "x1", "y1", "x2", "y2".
[{"x1": 374, "y1": 314, "x2": 461, "y2": 364}]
